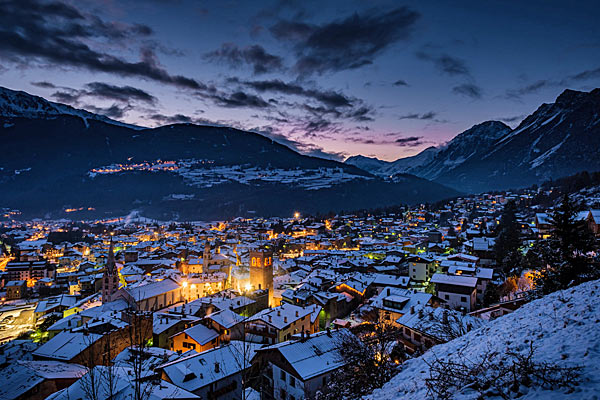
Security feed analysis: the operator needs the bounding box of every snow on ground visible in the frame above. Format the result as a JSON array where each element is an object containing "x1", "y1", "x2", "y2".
[
  {"x1": 366, "y1": 279, "x2": 600, "y2": 400},
  {"x1": 88, "y1": 158, "x2": 370, "y2": 190}
]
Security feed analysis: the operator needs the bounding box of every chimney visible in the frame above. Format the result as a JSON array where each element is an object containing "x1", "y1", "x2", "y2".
[
  {"x1": 386, "y1": 288, "x2": 390, "y2": 296},
  {"x1": 268, "y1": 315, "x2": 272, "y2": 323},
  {"x1": 443, "y1": 310, "x2": 448, "y2": 324},
  {"x1": 410, "y1": 306, "x2": 415, "y2": 314},
  {"x1": 326, "y1": 327, "x2": 332, "y2": 337},
  {"x1": 214, "y1": 362, "x2": 220, "y2": 373},
  {"x1": 284, "y1": 316, "x2": 288, "y2": 324},
  {"x1": 301, "y1": 330, "x2": 305, "y2": 342},
  {"x1": 295, "y1": 310, "x2": 299, "y2": 317},
  {"x1": 277, "y1": 310, "x2": 281, "y2": 317}
]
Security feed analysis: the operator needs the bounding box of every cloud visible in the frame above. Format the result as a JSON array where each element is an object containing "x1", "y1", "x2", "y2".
[
  {"x1": 208, "y1": 91, "x2": 272, "y2": 109},
  {"x1": 452, "y1": 83, "x2": 482, "y2": 99},
  {"x1": 83, "y1": 82, "x2": 157, "y2": 104},
  {"x1": 395, "y1": 136, "x2": 425, "y2": 147},
  {"x1": 399, "y1": 111, "x2": 437, "y2": 120},
  {"x1": 497, "y1": 114, "x2": 526, "y2": 124},
  {"x1": 270, "y1": 7, "x2": 420, "y2": 75},
  {"x1": 255, "y1": 128, "x2": 346, "y2": 161},
  {"x1": 393, "y1": 79, "x2": 409, "y2": 86},
  {"x1": 83, "y1": 103, "x2": 132, "y2": 119},
  {"x1": 416, "y1": 51, "x2": 470, "y2": 76},
  {"x1": 234, "y1": 78, "x2": 353, "y2": 108},
  {"x1": 31, "y1": 81, "x2": 57, "y2": 89},
  {"x1": 204, "y1": 43, "x2": 284, "y2": 75},
  {"x1": 505, "y1": 80, "x2": 551, "y2": 99},
  {"x1": 0, "y1": 0, "x2": 208, "y2": 91},
  {"x1": 565, "y1": 66, "x2": 600, "y2": 82}
]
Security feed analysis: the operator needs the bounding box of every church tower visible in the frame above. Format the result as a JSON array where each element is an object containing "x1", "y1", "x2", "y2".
[
  {"x1": 102, "y1": 237, "x2": 119, "y2": 303},
  {"x1": 249, "y1": 248, "x2": 273, "y2": 306}
]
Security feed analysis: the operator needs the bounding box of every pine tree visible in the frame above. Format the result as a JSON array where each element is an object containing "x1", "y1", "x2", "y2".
[{"x1": 493, "y1": 201, "x2": 522, "y2": 277}]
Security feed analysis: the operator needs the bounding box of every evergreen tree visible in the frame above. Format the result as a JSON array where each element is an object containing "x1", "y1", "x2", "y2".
[
  {"x1": 493, "y1": 201, "x2": 522, "y2": 277},
  {"x1": 535, "y1": 193, "x2": 598, "y2": 294}
]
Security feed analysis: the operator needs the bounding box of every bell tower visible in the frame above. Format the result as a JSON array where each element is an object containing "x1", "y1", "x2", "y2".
[
  {"x1": 249, "y1": 248, "x2": 273, "y2": 306},
  {"x1": 102, "y1": 237, "x2": 119, "y2": 303}
]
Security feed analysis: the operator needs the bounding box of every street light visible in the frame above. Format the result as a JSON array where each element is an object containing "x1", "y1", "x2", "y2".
[{"x1": 294, "y1": 212, "x2": 300, "y2": 219}]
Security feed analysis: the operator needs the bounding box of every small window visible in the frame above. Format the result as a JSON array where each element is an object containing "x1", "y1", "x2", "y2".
[
  {"x1": 444, "y1": 294, "x2": 449, "y2": 300},
  {"x1": 290, "y1": 375, "x2": 295, "y2": 387},
  {"x1": 280, "y1": 369, "x2": 286, "y2": 380},
  {"x1": 461, "y1": 296, "x2": 467, "y2": 303}
]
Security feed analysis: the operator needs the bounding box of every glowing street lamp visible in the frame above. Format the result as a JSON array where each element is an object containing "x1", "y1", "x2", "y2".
[{"x1": 294, "y1": 212, "x2": 300, "y2": 219}]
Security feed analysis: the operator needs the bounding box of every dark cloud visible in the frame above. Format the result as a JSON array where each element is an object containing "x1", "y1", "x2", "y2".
[
  {"x1": 393, "y1": 79, "x2": 409, "y2": 86},
  {"x1": 209, "y1": 91, "x2": 272, "y2": 109},
  {"x1": 204, "y1": 43, "x2": 284, "y2": 75},
  {"x1": 399, "y1": 111, "x2": 437, "y2": 120},
  {"x1": 234, "y1": 78, "x2": 353, "y2": 108},
  {"x1": 47, "y1": 81, "x2": 156, "y2": 107},
  {"x1": 452, "y1": 83, "x2": 482, "y2": 99},
  {"x1": 416, "y1": 51, "x2": 470, "y2": 76},
  {"x1": 270, "y1": 7, "x2": 420, "y2": 75},
  {"x1": 31, "y1": 81, "x2": 57, "y2": 89},
  {"x1": 505, "y1": 80, "x2": 552, "y2": 99},
  {"x1": 565, "y1": 66, "x2": 600, "y2": 82},
  {"x1": 254, "y1": 127, "x2": 346, "y2": 161},
  {"x1": 0, "y1": 0, "x2": 207, "y2": 91},
  {"x1": 83, "y1": 82, "x2": 157, "y2": 104},
  {"x1": 395, "y1": 136, "x2": 425, "y2": 147},
  {"x1": 83, "y1": 103, "x2": 132, "y2": 119}
]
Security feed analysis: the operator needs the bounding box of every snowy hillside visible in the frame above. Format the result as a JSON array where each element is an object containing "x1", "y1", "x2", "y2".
[
  {"x1": 413, "y1": 121, "x2": 511, "y2": 180},
  {"x1": 0, "y1": 86, "x2": 139, "y2": 129},
  {"x1": 345, "y1": 146, "x2": 439, "y2": 178},
  {"x1": 367, "y1": 279, "x2": 600, "y2": 400}
]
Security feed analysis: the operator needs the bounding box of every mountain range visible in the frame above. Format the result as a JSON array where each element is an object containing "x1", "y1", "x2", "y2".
[
  {"x1": 0, "y1": 86, "x2": 459, "y2": 221},
  {"x1": 346, "y1": 88, "x2": 600, "y2": 193}
]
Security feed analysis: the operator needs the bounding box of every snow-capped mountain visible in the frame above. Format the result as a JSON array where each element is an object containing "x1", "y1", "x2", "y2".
[
  {"x1": 345, "y1": 146, "x2": 440, "y2": 178},
  {"x1": 0, "y1": 86, "x2": 139, "y2": 129},
  {"x1": 0, "y1": 86, "x2": 459, "y2": 220},
  {"x1": 411, "y1": 121, "x2": 511, "y2": 180},
  {"x1": 434, "y1": 88, "x2": 600, "y2": 193},
  {"x1": 368, "y1": 279, "x2": 600, "y2": 400}
]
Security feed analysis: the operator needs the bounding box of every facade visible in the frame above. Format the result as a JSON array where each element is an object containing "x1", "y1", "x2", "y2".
[
  {"x1": 407, "y1": 256, "x2": 436, "y2": 283},
  {"x1": 6, "y1": 280, "x2": 27, "y2": 300},
  {"x1": 249, "y1": 248, "x2": 274, "y2": 306},
  {"x1": 101, "y1": 238, "x2": 119, "y2": 303},
  {"x1": 431, "y1": 273, "x2": 478, "y2": 312}
]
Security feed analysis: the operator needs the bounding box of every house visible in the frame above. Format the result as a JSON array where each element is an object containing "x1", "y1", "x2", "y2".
[
  {"x1": 586, "y1": 210, "x2": 600, "y2": 235},
  {"x1": 154, "y1": 313, "x2": 200, "y2": 349},
  {"x1": 158, "y1": 341, "x2": 262, "y2": 400},
  {"x1": 370, "y1": 286, "x2": 437, "y2": 322},
  {"x1": 5, "y1": 280, "x2": 27, "y2": 300},
  {"x1": 406, "y1": 255, "x2": 436, "y2": 283},
  {"x1": 48, "y1": 364, "x2": 199, "y2": 400},
  {"x1": 430, "y1": 273, "x2": 478, "y2": 312},
  {"x1": 395, "y1": 305, "x2": 485, "y2": 353},
  {"x1": 254, "y1": 329, "x2": 351, "y2": 400},
  {"x1": 204, "y1": 309, "x2": 246, "y2": 342},
  {"x1": 245, "y1": 304, "x2": 321, "y2": 344},
  {"x1": 171, "y1": 323, "x2": 221, "y2": 353},
  {"x1": 535, "y1": 213, "x2": 552, "y2": 239},
  {"x1": 113, "y1": 277, "x2": 182, "y2": 311},
  {"x1": 0, "y1": 360, "x2": 86, "y2": 400}
]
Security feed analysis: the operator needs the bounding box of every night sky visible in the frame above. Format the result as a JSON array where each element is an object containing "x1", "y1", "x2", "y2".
[{"x1": 1, "y1": 0, "x2": 599, "y2": 161}]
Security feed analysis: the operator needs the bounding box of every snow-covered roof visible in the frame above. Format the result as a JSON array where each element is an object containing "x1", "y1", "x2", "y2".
[
  {"x1": 179, "y1": 324, "x2": 219, "y2": 345},
  {"x1": 159, "y1": 341, "x2": 262, "y2": 392},
  {"x1": 258, "y1": 329, "x2": 352, "y2": 380},
  {"x1": 247, "y1": 303, "x2": 321, "y2": 330},
  {"x1": 431, "y1": 273, "x2": 478, "y2": 288},
  {"x1": 206, "y1": 309, "x2": 245, "y2": 329}
]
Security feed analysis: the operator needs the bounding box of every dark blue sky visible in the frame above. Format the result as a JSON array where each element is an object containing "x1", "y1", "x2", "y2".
[{"x1": 1, "y1": 0, "x2": 599, "y2": 160}]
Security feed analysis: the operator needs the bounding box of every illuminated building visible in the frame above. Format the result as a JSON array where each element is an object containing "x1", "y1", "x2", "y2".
[
  {"x1": 101, "y1": 237, "x2": 119, "y2": 303},
  {"x1": 249, "y1": 248, "x2": 274, "y2": 306}
]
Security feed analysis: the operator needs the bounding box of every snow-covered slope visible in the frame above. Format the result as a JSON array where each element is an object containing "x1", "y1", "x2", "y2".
[
  {"x1": 0, "y1": 86, "x2": 140, "y2": 129},
  {"x1": 367, "y1": 279, "x2": 600, "y2": 400},
  {"x1": 412, "y1": 121, "x2": 511, "y2": 180},
  {"x1": 345, "y1": 146, "x2": 440, "y2": 178}
]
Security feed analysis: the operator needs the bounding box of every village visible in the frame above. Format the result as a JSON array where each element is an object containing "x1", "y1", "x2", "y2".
[{"x1": 0, "y1": 189, "x2": 599, "y2": 400}]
